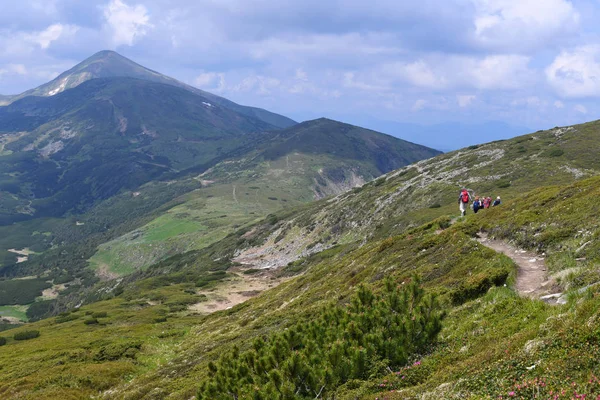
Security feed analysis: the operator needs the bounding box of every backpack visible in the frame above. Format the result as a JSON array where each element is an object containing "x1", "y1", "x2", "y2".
[{"x1": 461, "y1": 190, "x2": 469, "y2": 203}]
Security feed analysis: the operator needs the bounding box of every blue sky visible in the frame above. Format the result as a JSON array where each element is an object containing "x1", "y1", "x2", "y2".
[{"x1": 1, "y1": 0, "x2": 600, "y2": 149}]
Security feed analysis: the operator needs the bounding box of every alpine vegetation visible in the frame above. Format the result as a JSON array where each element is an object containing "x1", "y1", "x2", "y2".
[{"x1": 198, "y1": 277, "x2": 443, "y2": 399}]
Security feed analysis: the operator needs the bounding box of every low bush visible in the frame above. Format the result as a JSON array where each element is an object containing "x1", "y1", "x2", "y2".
[
  {"x1": 0, "y1": 336, "x2": 6, "y2": 346},
  {"x1": 91, "y1": 311, "x2": 108, "y2": 318},
  {"x1": 14, "y1": 330, "x2": 40, "y2": 341},
  {"x1": 94, "y1": 341, "x2": 142, "y2": 361},
  {"x1": 198, "y1": 277, "x2": 444, "y2": 399},
  {"x1": 55, "y1": 314, "x2": 80, "y2": 324},
  {"x1": 84, "y1": 318, "x2": 99, "y2": 325}
]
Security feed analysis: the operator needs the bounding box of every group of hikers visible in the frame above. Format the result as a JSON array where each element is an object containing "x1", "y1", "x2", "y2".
[{"x1": 458, "y1": 188, "x2": 501, "y2": 217}]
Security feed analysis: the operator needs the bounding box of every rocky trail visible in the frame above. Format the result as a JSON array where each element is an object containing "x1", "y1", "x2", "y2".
[{"x1": 476, "y1": 232, "x2": 564, "y2": 304}]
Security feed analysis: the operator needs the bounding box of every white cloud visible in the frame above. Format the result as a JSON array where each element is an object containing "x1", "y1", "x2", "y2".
[
  {"x1": 194, "y1": 71, "x2": 225, "y2": 91},
  {"x1": 546, "y1": 45, "x2": 600, "y2": 98},
  {"x1": 103, "y1": 0, "x2": 152, "y2": 47},
  {"x1": 574, "y1": 104, "x2": 587, "y2": 114},
  {"x1": 466, "y1": 55, "x2": 533, "y2": 90},
  {"x1": 472, "y1": 0, "x2": 580, "y2": 51},
  {"x1": 375, "y1": 54, "x2": 532, "y2": 91},
  {"x1": 411, "y1": 99, "x2": 427, "y2": 112},
  {"x1": 233, "y1": 75, "x2": 281, "y2": 95},
  {"x1": 0, "y1": 64, "x2": 27, "y2": 76},
  {"x1": 554, "y1": 100, "x2": 565, "y2": 108},
  {"x1": 395, "y1": 60, "x2": 445, "y2": 88},
  {"x1": 511, "y1": 96, "x2": 543, "y2": 107},
  {"x1": 30, "y1": 24, "x2": 79, "y2": 49},
  {"x1": 457, "y1": 94, "x2": 476, "y2": 107}
]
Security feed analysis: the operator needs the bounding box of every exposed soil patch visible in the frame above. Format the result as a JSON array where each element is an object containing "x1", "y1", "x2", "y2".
[
  {"x1": 41, "y1": 283, "x2": 66, "y2": 300},
  {"x1": 95, "y1": 262, "x2": 120, "y2": 281},
  {"x1": 8, "y1": 248, "x2": 35, "y2": 263},
  {"x1": 189, "y1": 267, "x2": 289, "y2": 314}
]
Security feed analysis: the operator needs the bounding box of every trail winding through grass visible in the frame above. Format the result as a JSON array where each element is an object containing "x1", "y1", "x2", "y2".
[{"x1": 476, "y1": 232, "x2": 555, "y2": 301}]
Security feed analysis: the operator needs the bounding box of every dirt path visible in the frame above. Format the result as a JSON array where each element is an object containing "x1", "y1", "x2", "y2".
[{"x1": 477, "y1": 233, "x2": 558, "y2": 302}]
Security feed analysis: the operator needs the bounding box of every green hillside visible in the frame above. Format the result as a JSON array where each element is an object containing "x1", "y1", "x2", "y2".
[
  {"x1": 88, "y1": 119, "x2": 441, "y2": 276},
  {"x1": 0, "y1": 117, "x2": 599, "y2": 398},
  {"x1": 0, "y1": 58, "x2": 440, "y2": 330},
  {"x1": 1, "y1": 172, "x2": 600, "y2": 398}
]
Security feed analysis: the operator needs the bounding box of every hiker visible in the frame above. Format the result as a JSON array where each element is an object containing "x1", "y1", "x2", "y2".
[
  {"x1": 473, "y1": 196, "x2": 482, "y2": 213},
  {"x1": 483, "y1": 196, "x2": 491, "y2": 209},
  {"x1": 492, "y1": 196, "x2": 501, "y2": 207},
  {"x1": 458, "y1": 188, "x2": 471, "y2": 217}
]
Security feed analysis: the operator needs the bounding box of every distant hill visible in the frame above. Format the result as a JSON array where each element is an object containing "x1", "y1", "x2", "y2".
[
  {"x1": 83, "y1": 117, "x2": 441, "y2": 274},
  {"x1": 0, "y1": 77, "x2": 278, "y2": 225},
  {"x1": 6, "y1": 50, "x2": 296, "y2": 129},
  {"x1": 0, "y1": 51, "x2": 441, "y2": 280}
]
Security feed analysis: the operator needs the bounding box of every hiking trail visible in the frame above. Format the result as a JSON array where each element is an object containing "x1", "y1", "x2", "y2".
[{"x1": 476, "y1": 232, "x2": 562, "y2": 304}]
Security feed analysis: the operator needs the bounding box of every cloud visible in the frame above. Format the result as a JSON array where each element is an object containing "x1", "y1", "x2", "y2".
[
  {"x1": 103, "y1": 0, "x2": 152, "y2": 47},
  {"x1": 472, "y1": 0, "x2": 580, "y2": 52},
  {"x1": 193, "y1": 71, "x2": 226, "y2": 93},
  {"x1": 28, "y1": 24, "x2": 79, "y2": 49},
  {"x1": 546, "y1": 45, "x2": 600, "y2": 98},
  {"x1": 574, "y1": 104, "x2": 587, "y2": 114},
  {"x1": 0, "y1": 64, "x2": 28, "y2": 78},
  {"x1": 411, "y1": 99, "x2": 427, "y2": 112},
  {"x1": 457, "y1": 95, "x2": 476, "y2": 107},
  {"x1": 372, "y1": 54, "x2": 533, "y2": 92},
  {"x1": 554, "y1": 100, "x2": 565, "y2": 108}
]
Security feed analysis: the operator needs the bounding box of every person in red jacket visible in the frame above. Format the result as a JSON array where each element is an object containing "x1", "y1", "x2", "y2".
[{"x1": 458, "y1": 188, "x2": 472, "y2": 217}]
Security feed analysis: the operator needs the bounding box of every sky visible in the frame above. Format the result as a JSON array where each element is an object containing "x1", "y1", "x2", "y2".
[{"x1": 1, "y1": 0, "x2": 600, "y2": 149}]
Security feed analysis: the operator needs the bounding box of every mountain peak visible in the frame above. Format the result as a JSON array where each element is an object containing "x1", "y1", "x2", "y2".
[{"x1": 8, "y1": 51, "x2": 296, "y2": 128}]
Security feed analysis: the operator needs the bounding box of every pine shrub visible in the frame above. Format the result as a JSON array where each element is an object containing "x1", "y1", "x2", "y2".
[
  {"x1": 198, "y1": 277, "x2": 444, "y2": 399},
  {"x1": 13, "y1": 330, "x2": 40, "y2": 341}
]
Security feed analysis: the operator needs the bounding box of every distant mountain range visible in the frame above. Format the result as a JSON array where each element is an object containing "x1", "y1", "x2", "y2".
[{"x1": 0, "y1": 50, "x2": 439, "y2": 275}]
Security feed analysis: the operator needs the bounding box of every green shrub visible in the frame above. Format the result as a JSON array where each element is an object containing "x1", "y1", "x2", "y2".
[
  {"x1": 450, "y1": 269, "x2": 509, "y2": 305},
  {"x1": 154, "y1": 316, "x2": 167, "y2": 323},
  {"x1": 429, "y1": 203, "x2": 441, "y2": 209},
  {"x1": 0, "y1": 337, "x2": 6, "y2": 346},
  {"x1": 546, "y1": 148, "x2": 564, "y2": 157},
  {"x1": 94, "y1": 341, "x2": 142, "y2": 361},
  {"x1": 198, "y1": 277, "x2": 444, "y2": 399},
  {"x1": 91, "y1": 311, "x2": 107, "y2": 318},
  {"x1": 242, "y1": 268, "x2": 261, "y2": 275},
  {"x1": 55, "y1": 314, "x2": 80, "y2": 324},
  {"x1": 84, "y1": 318, "x2": 99, "y2": 325},
  {"x1": 497, "y1": 180, "x2": 511, "y2": 188},
  {"x1": 14, "y1": 330, "x2": 40, "y2": 341}
]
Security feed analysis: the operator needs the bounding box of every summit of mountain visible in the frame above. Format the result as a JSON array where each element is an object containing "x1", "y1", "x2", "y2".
[{"x1": 6, "y1": 50, "x2": 296, "y2": 129}]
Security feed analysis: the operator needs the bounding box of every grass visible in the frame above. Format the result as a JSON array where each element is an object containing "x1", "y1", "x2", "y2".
[
  {"x1": 0, "y1": 305, "x2": 28, "y2": 321},
  {"x1": 87, "y1": 152, "x2": 354, "y2": 276},
  {"x1": 2, "y1": 122, "x2": 600, "y2": 397}
]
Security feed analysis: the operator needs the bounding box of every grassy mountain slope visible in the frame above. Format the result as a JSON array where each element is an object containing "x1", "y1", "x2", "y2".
[
  {"x1": 227, "y1": 121, "x2": 600, "y2": 271},
  {"x1": 1, "y1": 171, "x2": 600, "y2": 398},
  {"x1": 0, "y1": 120, "x2": 599, "y2": 396},
  {"x1": 7, "y1": 50, "x2": 296, "y2": 129},
  {"x1": 88, "y1": 118, "x2": 441, "y2": 276},
  {"x1": 0, "y1": 77, "x2": 276, "y2": 225}
]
